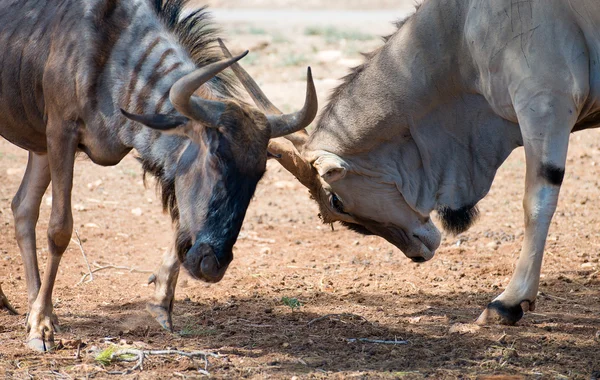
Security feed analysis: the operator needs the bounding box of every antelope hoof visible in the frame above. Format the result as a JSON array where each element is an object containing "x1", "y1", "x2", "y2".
[
  {"x1": 146, "y1": 303, "x2": 173, "y2": 332},
  {"x1": 476, "y1": 300, "x2": 534, "y2": 326},
  {"x1": 26, "y1": 312, "x2": 61, "y2": 332},
  {"x1": 26, "y1": 319, "x2": 57, "y2": 352}
]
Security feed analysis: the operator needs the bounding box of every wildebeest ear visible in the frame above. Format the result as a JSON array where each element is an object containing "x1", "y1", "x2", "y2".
[
  {"x1": 313, "y1": 154, "x2": 348, "y2": 183},
  {"x1": 120, "y1": 109, "x2": 190, "y2": 133}
]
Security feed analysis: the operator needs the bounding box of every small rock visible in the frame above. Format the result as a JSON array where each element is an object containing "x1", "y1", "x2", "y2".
[
  {"x1": 486, "y1": 241, "x2": 499, "y2": 250},
  {"x1": 264, "y1": 308, "x2": 273, "y2": 314},
  {"x1": 282, "y1": 342, "x2": 290, "y2": 348},
  {"x1": 84, "y1": 223, "x2": 99, "y2": 229},
  {"x1": 74, "y1": 204, "x2": 86, "y2": 211},
  {"x1": 407, "y1": 316, "x2": 422, "y2": 324},
  {"x1": 131, "y1": 208, "x2": 143, "y2": 216},
  {"x1": 260, "y1": 247, "x2": 272, "y2": 255},
  {"x1": 581, "y1": 262, "x2": 594, "y2": 269},
  {"x1": 87, "y1": 179, "x2": 103, "y2": 191},
  {"x1": 44, "y1": 196, "x2": 53, "y2": 207}
]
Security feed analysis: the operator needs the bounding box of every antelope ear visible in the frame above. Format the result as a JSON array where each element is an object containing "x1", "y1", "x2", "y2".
[
  {"x1": 313, "y1": 154, "x2": 348, "y2": 183},
  {"x1": 121, "y1": 109, "x2": 190, "y2": 133}
]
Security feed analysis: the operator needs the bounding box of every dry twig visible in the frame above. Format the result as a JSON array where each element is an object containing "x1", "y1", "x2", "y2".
[
  {"x1": 72, "y1": 230, "x2": 94, "y2": 284},
  {"x1": 77, "y1": 263, "x2": 153, "y2": 285},
  {"x1": 111, "y1": 349, "x2": 223, "y2": 374},
  {"x1": 307, "y1": 313, "x2": 369, "y2": 326}
]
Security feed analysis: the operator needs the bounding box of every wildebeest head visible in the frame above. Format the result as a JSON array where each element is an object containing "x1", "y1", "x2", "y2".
[
  {"x1": 122, "y1": 52, "x2": 318, "y2": 282},
  {"x1": 219, "y1": 48, "x2": 441, "y2": 264}
]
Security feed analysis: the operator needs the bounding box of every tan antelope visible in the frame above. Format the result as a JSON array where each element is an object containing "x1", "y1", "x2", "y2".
[
  {"x1": 222, "y1": 0, "x2": 600, "y2": 326},
  {"x1": 0, "y1": 0, "x2": 317, "y2": 351}
]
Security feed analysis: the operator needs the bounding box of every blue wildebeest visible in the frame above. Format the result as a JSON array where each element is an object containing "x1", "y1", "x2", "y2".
[
  {"x1": 0, "y1": 0, "x2": 317, "y2": 351},
  {"x1": 227, "y1": 0, "x2": 600, "y2": 325}
]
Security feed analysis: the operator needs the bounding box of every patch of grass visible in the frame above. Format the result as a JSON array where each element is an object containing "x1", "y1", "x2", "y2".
[
  {"x1": 304, "y1": 26, "x2": 374, "y2": 44},
  {"x1": 95, "y1": 346, "x2": 116, "y2": 366},
  {"x1": 281, "y1": 296, "x2": 303, "y2": 311}
]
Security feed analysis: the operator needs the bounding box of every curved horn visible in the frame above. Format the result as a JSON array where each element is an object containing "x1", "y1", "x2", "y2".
[
  {"x1": 266, "y1": 67, "x2": 318, "y2": 138},
  {"x1": 218, "y1": 39, "x2": 318, "y2": 139},
  {"x1": 169, "y1": 51, "x2": 248, "y2": 125}
]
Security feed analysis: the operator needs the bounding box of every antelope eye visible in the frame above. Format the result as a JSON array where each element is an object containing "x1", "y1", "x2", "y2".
[{"x1": 331, "y1": 193, "x2": 346, "y2": 214}]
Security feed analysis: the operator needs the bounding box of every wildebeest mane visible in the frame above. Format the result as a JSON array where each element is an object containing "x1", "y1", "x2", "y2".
[
  {"x1": 152, "y1": 0, "x2": 236, "y2": 98},
  {"x1": 139, "y1": 0, "x2": 238, "y2": 223}
]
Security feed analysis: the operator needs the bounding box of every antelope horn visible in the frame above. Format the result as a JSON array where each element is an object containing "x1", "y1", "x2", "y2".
[
  {"x1": 169, "y1": 51, "x2": 248, "y2": 125},
  {"x1": 267, "y1": 138, "x2": 320, "y2": 190},
  {"x1": 218, "y1": 39, "x2": 317, "y2": 140}
]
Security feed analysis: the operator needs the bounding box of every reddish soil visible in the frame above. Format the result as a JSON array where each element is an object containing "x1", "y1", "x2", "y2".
[{"x1": 1, "y1": 2, "x2": 599, "y2": 379}]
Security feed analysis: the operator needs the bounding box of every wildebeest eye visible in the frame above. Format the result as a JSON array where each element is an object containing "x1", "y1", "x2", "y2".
[{"x1": 331, "y1": 193, "x2": 346, "y2": 214}]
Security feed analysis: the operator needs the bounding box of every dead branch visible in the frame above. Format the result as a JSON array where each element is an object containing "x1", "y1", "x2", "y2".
[
  {"x1": 111, "y1": 348, "x2": 223, "y2": 374},
  {"x1": 77, "y1": 263, "x2": 153, "y2": 285},
  {"x1": 72, "y1": 230, "x2": 94, "y2": 284},
  {"x1": 346, "y1": 338, "x2": 408, "y2": 345},
  {"x1": 0, "y1": 282, "x2": 18, "y2": 315},
  {"x1": 307, "y1": 313, "x2": 369, "y2": 326}
]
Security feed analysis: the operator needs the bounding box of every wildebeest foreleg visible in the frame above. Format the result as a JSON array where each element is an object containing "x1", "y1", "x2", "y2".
[
  {"x1": 11, "y1": 153, "x2": 51, "y2": 310},
  {"x1": 477, "y1": 94, "x2": 576, "y2": 325},
  {"x1": 146, "y1": 248, "x2": 180, "y2": 332},
  {"x1": 26, "y1": 124, "x2": 78, "y2": 351}
]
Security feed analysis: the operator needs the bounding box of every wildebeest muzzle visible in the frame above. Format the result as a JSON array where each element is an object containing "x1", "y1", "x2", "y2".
[{"x1": 183, "y1": 241, "x2": 231, "y2": 283}]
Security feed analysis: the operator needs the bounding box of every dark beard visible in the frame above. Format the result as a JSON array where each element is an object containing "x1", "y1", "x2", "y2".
[{"x1": 436, "y1": 204, "x2": 479, "y2": 235}]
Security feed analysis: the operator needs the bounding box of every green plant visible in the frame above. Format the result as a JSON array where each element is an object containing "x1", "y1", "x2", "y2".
[
  {"x1": 281, "y1": 296, "x2": 303, "y2": 311},
  {"x1": 95, "y1": 346, "x2": 116, "y2": 366}
]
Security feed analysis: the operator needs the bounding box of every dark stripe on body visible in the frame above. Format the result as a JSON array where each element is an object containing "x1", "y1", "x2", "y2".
[{"x1": 123, "y1": 37, "x2": 161, "y2": 112}]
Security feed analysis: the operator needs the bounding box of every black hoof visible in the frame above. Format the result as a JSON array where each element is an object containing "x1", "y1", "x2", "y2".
[{"x1": 476, "y1": 300, "x2": 524, "y2": 326}]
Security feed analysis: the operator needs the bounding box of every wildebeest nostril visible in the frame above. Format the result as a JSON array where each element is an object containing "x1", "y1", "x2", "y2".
[{"x1": 411, "y1": 257, "x2": 427, "y2": 263}]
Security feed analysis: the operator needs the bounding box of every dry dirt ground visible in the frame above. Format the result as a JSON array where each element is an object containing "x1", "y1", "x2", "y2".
[{"x1": 1, "y1": 2, "x2": 600, "y2": 379}]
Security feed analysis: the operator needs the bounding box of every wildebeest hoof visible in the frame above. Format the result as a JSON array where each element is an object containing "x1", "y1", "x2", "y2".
[
  {"x1": 475, "y1": 300, "x2": 531, "y2": 326},
  {"x1": 147, "y1": 303, "x2": 173, "y2": 332}
]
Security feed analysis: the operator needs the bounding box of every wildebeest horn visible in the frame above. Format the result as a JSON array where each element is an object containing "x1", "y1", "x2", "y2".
[
  {"x1": 169, "y1": 51, "x2": 249, "y2": 125},
  {"x1": 266, "y1": 67, "x2": 318, "y2": 138},
  {"x1": 218, "y1": 39, "x2": 317, "y2": 140}
]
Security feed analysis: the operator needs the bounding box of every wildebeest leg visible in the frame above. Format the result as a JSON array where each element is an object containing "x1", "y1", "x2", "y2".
[
  {"x1": 11, "y1": 153, "x2": 51, "y2": 314},
  {"x1": 26, "y1": 122, "x2": 78, "y2": 351},
  {"x1": 146, "y1": 248, "x2": 180, "y2": 332},
  {"x1": 477, "y1": 95, "x2": 577, "y2": 325}
]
